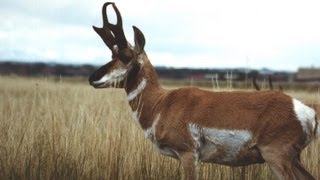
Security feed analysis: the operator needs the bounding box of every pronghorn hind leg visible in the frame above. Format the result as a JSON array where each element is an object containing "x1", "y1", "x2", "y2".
[
  {"x1": 292, "y1": 157, "x2": 316, "y2": 180},
  {"x1": 178, "y1": 151, "x2": 199, "y2": 180},
  {"x1": 258, "y1": 146, "x2": 296, "y2": 180}
]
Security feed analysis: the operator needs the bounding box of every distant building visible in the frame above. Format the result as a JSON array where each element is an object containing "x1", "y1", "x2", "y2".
[{"x1": 296, "y1": 67, "x2": 320, "y2": 81}]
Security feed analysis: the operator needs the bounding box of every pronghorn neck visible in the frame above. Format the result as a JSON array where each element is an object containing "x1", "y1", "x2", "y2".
[
  {"x1": 124, "y1": 55, "x2": 164, "y2": 129},
  {"x1": 124, "y1": 54, "x2": 161, "y2": 97}
]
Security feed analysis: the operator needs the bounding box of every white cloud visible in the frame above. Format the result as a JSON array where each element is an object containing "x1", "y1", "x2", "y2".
[{"x1": 0, "y1": 0, "x2": 320, "y2": 70}]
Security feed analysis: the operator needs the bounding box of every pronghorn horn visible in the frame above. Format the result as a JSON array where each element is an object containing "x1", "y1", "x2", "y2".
[
  {"x1": 103, "y1": 2, "x2": 128, "y2": 50},
  {"x1": 92, "y1": 3, "x2": 116, "y2": 52}
]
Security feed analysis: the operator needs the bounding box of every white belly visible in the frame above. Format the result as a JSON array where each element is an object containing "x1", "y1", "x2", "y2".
[{"x1": 189, "y1": 124, "x2": 255, "y2": 164}]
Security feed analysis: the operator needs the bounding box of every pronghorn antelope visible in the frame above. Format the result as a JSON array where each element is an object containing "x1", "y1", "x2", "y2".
[{"x1": 89, "y1": 3, "x2": 320, "y2": 180}]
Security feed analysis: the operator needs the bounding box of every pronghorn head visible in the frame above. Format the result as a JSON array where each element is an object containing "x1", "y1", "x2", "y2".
[{"x1": 89, "y1": 2, "x2": 145, "y2": 89}]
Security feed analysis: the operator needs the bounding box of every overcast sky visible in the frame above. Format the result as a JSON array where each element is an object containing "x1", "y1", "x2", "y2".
[{"x1": 1, "y1": 0, "x2": 320, "y2": 71}]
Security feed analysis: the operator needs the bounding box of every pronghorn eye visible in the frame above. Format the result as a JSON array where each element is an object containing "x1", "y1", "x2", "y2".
[{"x1": 119, "y1": 49, "x2": 135, "y2": 64}]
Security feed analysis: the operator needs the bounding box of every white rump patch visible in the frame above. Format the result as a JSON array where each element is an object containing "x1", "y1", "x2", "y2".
[
  {"x1": 293, "y1": 99, "x2": 317, "y2": 137},
  {"x1": 127, "y1": 78, "x2": 147, "y2": 101},
  {"x1": 92, "y1": 68, "x2": 127, "y2": 85},
  {"x1": 188, "y1": 124, "x2": 252, "y2": 162}
]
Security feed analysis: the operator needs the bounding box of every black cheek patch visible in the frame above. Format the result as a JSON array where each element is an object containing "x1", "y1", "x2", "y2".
[{"x1": 126, "y1": 63, "x2": 141, "y2": 88}]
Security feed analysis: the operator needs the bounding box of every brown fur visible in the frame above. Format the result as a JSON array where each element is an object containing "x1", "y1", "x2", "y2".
[
  {"x1": 253, "y1": 76, "x2": 320, "y2": 138},
  {"x1": 89, "y1": 3, "x2": 318, "y2": 180}
]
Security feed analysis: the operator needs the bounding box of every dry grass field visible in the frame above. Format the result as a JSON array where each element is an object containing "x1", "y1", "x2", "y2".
[{"x1": 0, "y1": 76, "x2": 319, "y2": 180}]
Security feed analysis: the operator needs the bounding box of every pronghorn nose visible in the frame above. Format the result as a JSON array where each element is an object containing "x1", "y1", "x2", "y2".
[
  {"x1": 89, "y1": 72, "x2": 105, "y2": 88},
  {"x1": 88, "y1": 75, "x2": 92, "y2": 84},
  {"x1": 88, "y1": 74, "x2": 96, "y2": 86}
]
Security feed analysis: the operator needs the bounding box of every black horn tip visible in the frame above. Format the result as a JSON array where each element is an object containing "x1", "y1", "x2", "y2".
[
  {"x1": 92, "y1": 26, "x2": 101, "y2": 32},
  {"x1": 104, "y1": 2, "x2": 115, "y2": 6},
  {"x1": 102, "y1": 2, "x2": 115, "y2": 15},
  {"x1": 132, "y1": 26, "x2": 143, "y2": 34}
]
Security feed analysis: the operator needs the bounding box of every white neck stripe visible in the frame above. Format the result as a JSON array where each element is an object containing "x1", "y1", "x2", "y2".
[{"x1": 128, "y1": 78, "x2": 147, "y2": 101}]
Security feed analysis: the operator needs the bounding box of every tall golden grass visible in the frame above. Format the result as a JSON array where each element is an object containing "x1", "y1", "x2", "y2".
[{"x1": 0, "y1": 76, "x2": 319, "y2": 180}]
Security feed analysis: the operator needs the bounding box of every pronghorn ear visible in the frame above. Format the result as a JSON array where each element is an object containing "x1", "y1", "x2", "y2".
[{"x1": 133, "y1": 26, "x2": 145, "y2": 53}]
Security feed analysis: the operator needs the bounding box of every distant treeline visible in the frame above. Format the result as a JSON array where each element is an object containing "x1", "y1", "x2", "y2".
[
  {"x1": 0, "y1": 61, "x2": 96, "y2": 77},
  {"x1": 0, "y1": 61, "x2": 292, "y2": 82}
]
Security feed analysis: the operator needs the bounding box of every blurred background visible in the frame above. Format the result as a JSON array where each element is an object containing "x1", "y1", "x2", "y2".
[{"x1": 1, "y1": 0, "x2": 320, "y2": 85}]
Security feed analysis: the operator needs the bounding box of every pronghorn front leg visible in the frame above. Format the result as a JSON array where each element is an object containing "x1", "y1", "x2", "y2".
[{"x1": 179, "y1": 151, "x2": 199, "y2": 180}]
